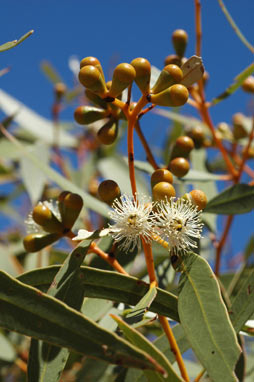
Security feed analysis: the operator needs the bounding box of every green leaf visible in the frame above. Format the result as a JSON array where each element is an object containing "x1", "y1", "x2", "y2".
[
  {"x1": 20, "y1": 142, "x2": 50, "y2": 204},
  {"x1": 0, "y1": 89, "x2": 76, "y2": 147},
  {"x1": 1, "y1": 129, "x2": 110, "y2": 217},
  {"x1": 125, "y1": 324, "x2": 190, "y2": 382},
  {"x1": 40, "y1": 61, "x2": 64, "y2": 85},
  {"x1": 124, "y1": 284, "x2": 157, "y2": 318},
  {"x1": 211, "y1": 63, "x2": 254, "y2": 105},
  {"x1": 178, "y1": 252, "x2": 241, "y2": 382},
  {"x1": 18, "y1": 265, "x2": 179, "y2": 321},
  {"x1": 28, "y1": 240, "x2": 93, "y2": 382},
  {"x1": 205, "y1": 184, "x2": 254, "y2": 214},
  {"x1": 112, "y1": 315, "x2": 183, "y2": 382},
  {"x1": 76, "y1": 358, "x2": 109, "y2": 382},
  {"x1": 0, "y1": 270, "x2": 163, "y2": 372},
  {"x1": 229, "y1": 268, "x2": 254, "y2": 333},
  {"x1": 0, "y1": 30, "x2": 34, "y2": 52},
  {"x1": 153, "y1": 108, "x2": 207, "y2": 131},
  {"x1": 0, "y1": 332, "x2": 16, "y2": 362}
]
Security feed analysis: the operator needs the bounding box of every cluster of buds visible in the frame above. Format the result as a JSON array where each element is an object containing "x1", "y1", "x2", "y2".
[{"x1": 23, "y1": 191, "x2": 83, "y2": 252}]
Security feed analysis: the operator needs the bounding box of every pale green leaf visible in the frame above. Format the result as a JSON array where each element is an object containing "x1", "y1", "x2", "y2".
[
  {"x1": 178, "y1": 252, "x2": 241, "y2": 382},
  {"x1": 0, "y1": 89, "x2": 76, "y2": 147},
  {"x1": 113, "y1": 315, "x2": 183, "y2": 382},
  {"x1": 0, "y1": 30, "x2": 34, "y2": 52},
  {"x1": 0, "y1": 270, "x2": 163, "y2": 372}
]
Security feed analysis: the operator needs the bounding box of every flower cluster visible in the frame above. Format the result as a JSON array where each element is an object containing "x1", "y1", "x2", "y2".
[{"x1": 104, "y1": 194, "x2": 203, "y2": 255}]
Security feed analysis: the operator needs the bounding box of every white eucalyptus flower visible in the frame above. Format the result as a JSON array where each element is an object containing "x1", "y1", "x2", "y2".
[
  {"x1": 108, "y1": 194, "x2": 156, "y2": 252},
  {"x1": 156, "y1": 197, "x2": 203, "y2": 254}
]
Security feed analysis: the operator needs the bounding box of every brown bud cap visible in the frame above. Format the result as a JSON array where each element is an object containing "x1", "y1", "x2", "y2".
[
  {"x1": 189, "y1": 189, "x2": 207, "y2": 211},
  {"x1": 23, "y1": 233, "x2": 62, "y2": 253},
  {"x1": 131, "y1": 57, "x2": 151, "y2": 93},
  {"x1": 171, "y1": 135, "x2": 194, "y2": 159},
  {"x1": 232, "y1": 113, "x2": 248, "y2": 140},
  {"x1": 80, "y1": 56, "x2": 105, "y2": 80},
  {"x1": 32, "y1": 204, "x2": 64, "y2": 233},
  {"x1": 186, "y1": 126, "x2": 204, "y2": 148},
  {"x1": 150, "y1": 84, "x2": 188, "y2": 107},
  {"x1": 98, "y1": 180, "x2": 121, "y2": 205},
  {"x1": 152, "y1": 182, "x2": 176, "y2": 201},
  {"x1": 108, "y1": 63, "x2": 136, "y2": 98},
  {"x1": 169, "y1": 157, "x2": 190, "y2": 178},
  {"x1": 242, "y1": 76, "x2": 254, "y2": 93},
  {"x1": 74, "y1": 106, "x2": 108, "y2": 125},
  {"x1": 151, "y1": 168, "x2": 173, "y2": 188},
  {"x1": 80, "y1": 56, "x2": 101, "y2": 69},
  {"x1": 78, "y1": 65, "x2": 107, "y2": 96},
  {"x1": 151, "y1": 65, "x2": 183, "y2": 94},
  {"x1": 164, "y1": 54, "x2": 182, "y2": 67},
  {"x1": 58, "y1": 192, "x2": 83, "y2": 229},
  {"x1": 97, "y1": 120, "x2": 118, "y2": 145},
  {"x1": 172, "y1": 29, "x2": 188, "y2": 57}
]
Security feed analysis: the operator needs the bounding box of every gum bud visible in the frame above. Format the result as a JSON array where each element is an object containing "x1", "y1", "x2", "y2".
[
  {"x1": 242, "y1": 76, "x2": 254, "y2": 93},
  {"x1": 151, "y1": 168, "x2": 173, "y2": 188},
  {"x1": 98, "y1": 180, "x2": 121, "y2": 205},
  {"x1": 169, "y1": 157, "x2": 190, "y2": 178},
  {"x1": 164, "y1": 54, "x2": 182, "y2": 67},
  {"x1": 58, "y1": 192, "x2": 83, "y2": 229},
  {"x1": 151, "y1": 64, "x2": 183, "y2": 94},
  {"x1": 108, "y1": 63, "x2": 136, "y2": 98},
  {"x1": 131, "y1": 57, "x2": 151, "y2": 94},
  {"x1": 97, "y1": 120, "x2": 118, "y2": 145},
  {"x1": 183, "y1": 189, "x2": 207, "y2": 211},
  {"x1": 32, "y1": 204, "x2": 64, "y2": 233},
  {"x1": 232, "y1": 113, "x2": 248, "y2": 140},
  {"x1": 23, "y1": 233, "x2": 62, "y2": 253},
  {"x1": 152, "y1": 181, "x2": 176, "y2": 201},
  {"x1": 172, "y1": 29, "x2": 188, "y2": 57},
  {"x1": 78, "y1": 65, "x2": 107, "y2": 96},
  {"x1": 74, "y1": 105, "x2": 108, "y2": 125},
  {"x1": 150, "y1": 84, "x2": 188, "y2": 107},
  {"x1": 170, "y1": 135, "x2": 194, "y2": 159}
]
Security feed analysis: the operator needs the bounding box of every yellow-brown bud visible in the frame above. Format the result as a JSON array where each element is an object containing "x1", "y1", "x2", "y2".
[
  {"x1": 58, "y1": 192, "x2": 83, "y2": 230},
  {"x1": 151, "y1": 65, "x2": 183, "y2": 94},
  {"x1": 150, "y1": 84, "x2": 188, "y2": 107},
  {"x1": 152, "y1": 182, "x2": 176, "y2": 201},
  {"x1": 23, "y1": 233, "x2": 62, "y2": 253},
  {"x1": 151, "y1": 168, "x2": 173, "y2": 188},
  {"x1": 32, "y1": 204, "x2": 64, "y2": 233},
  {"x1": 98, "y1": 180, "x2": 121, "y2": 205},
  {"x1": 169, "y1": 157, "x2": 190, "y2": 178},
  {"x1": 78, "y1": 65, "x2": 107, "y2": 96},
  {"x1": 131, "y1": 57, "x2": 151, "y2": 94},
  {"x1": 108, "y1": 63, "x2": 136, "y2": 98},
  {"x1": 172, "y1": 29, "x2": 188, "y2": 57},
  {"x1": 74, "y1": 106, "x2": 108, "y2": 125},
  {"x1": 97, "y1": 120, "x2": 118, "y2": 145}
]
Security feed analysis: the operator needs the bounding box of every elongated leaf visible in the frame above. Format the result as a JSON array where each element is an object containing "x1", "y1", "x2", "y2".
[
  {"x1": 205, "y1": 184, "x2": 254, "y2": 214},
  {"x1": 18, "y1": 265, "x2": 179, "y2": 321},
  {"x1": 125, "y1": 284, "x2": 157, "y2": 318},
  {"x1": 20, "y1": 142, "x2": 50, "y2": 204},
  {"x1": 126, "y1": 324, "x2": 192, "y2": 382},
  {"x1": 211, "y1": 63, "x2": 254, "y2": 105},
  {"x1": 0, "y1": 30, "x2": 34, "y2": 52},
  {"x1": 28, "y1": 240, "x2": 92, "y2": 382},
  {"x1": 0, "y1": 89, "x2": 76, "y2": 147},
  {"x1": 153, "y1": 108, "x2": 208, "y2": 130},
  {"x1": 229, "y1": 268, "x2": 254, "y2": 333},
  {"x1": 178, "y1": 252, "x2": 241, "y2": 382},
  {"x1": 112, "y1": 315, "x2": 183, "y2": 382},
  {"x1": 0, "y1": 270, "x2": 163, "y2": 372},
  {"x1": 41, "y1": 61, "x2": 64, "y2": 85},
  {"x1": 1, "y1": 128, "x2": 110, "y2": 217}
]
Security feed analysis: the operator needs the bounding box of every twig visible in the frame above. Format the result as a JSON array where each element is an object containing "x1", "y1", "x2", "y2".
[{"x1": 135, "y1": 121, "x2": 159, "y2": 170}]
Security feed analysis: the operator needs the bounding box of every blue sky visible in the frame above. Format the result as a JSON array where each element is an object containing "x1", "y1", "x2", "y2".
[{"x1": 1, "y1": 1, "x2": 254, "y2": 262}]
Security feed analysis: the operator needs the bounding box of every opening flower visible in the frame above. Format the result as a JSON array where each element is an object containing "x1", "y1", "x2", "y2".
[
  {"x1": 108, "y1": 194, "x2": 156, "y2": 252},
  {"x1": 155, "y1": 197, "x2": 203, "y2": 255}
]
